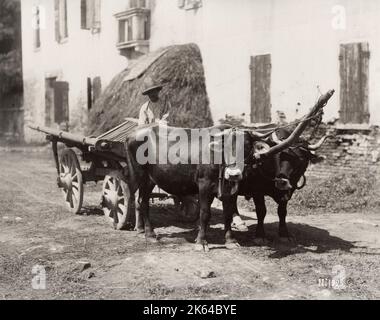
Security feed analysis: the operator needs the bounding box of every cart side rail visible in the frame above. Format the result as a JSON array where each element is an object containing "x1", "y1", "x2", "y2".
[{"x1": 29, "y1": 125, "x2": 98, "y2": 146}]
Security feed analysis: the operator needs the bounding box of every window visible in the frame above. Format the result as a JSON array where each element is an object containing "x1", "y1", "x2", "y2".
[
  {"x1": 81, "y1": 0, "x2": 101, "y2": 33},
  {"x1": 178, "y1": 0, "x2": 202, "y2": 10},
  {"x1": 117, "y1": 11, "x2": 150, "y2": 44},
  {"x1": 45, "y1": 78, "x2": 69, "y2": 125},
  {"x1": 33, "y1": 6, "x2": 41, "y2": 49},
  {"x1": 127, "y1": 0, "x2": 147, "y2": 8},
  {"x1": 115, "y1": 5, "x2": 150, "y2": 56},
  {"x1": 55, "y1": 0, "x2": 68, "y2": 42}
]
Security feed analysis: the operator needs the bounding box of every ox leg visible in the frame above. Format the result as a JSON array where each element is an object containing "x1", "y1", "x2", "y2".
[
  {"x1": 278, "y1": 201, "x2": 294, "y2": 242},
  {"x1": 195, "y1": 184, "x2": 213, "y2": 252},
  {"x1": 230, "y1": 200, "x2": 249, "y2": 232},
  {"x1": 253, "y1": 194, "x2": 269, "y2": 245},
  {"x1": 136, "y1": 178, "x2": 156, "y2": 240},
  {"x1": 223, "y1": 196, "x2": 240, "y2": 249},
  {"x1": 134, "y1": 189, "x2": 145, "y2": 234}
]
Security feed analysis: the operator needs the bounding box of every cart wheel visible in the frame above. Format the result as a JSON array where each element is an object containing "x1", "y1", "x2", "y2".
[
  {"x1": 59, "y1": 149, "x2": 84, "y2": 214},
  {"x1": 173, "y1": 195, "x2": 200, "y2": 223},
  {"x1": 102, "y1": 171, "x2": 135, "y2": 230}
]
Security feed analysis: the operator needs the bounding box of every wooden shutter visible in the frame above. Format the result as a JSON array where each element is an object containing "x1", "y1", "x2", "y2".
[
  {"x1": 250, "y1": 54, "x2": 272, "y2": 123},
  {"x1": 54, "y1": 0, "x2": 60, "y2": 42},
  {"x1": 339, "y1": 42, "x2": 370, "y2": 124},
  {"x1": 54, "y1": 81, "x2": 69, "y2": 124},
  {"x1": 34, "y1": 6, "x2": 41, "y2": 48},
  {"x1": 61, "y1": 0, "x2": 68, "y2": 38},
  {"x1": 85, "y1": 0, "x2": 93, "y2": 29},
  {"x1": 93, "y1": 0, "x2": 101, "y2": 31},
  {"x1": 87, "y1": 78, "x2": 92, "y2": 110},
  {"x1": 81, "y1": 0, "x2": 88, "y2": 29},
  {"x1": 92, "y1": 77, "x2": 102, "y2": 103}
]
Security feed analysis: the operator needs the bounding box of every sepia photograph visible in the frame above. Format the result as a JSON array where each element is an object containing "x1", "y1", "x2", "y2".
[{"x1": 0, "y1": 0, "x2": 379, "y2": 305}]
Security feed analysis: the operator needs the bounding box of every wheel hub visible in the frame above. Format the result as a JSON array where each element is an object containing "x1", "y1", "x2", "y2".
[{"x1": 60, "y1": 173, "x2": 72, "y2": 190}]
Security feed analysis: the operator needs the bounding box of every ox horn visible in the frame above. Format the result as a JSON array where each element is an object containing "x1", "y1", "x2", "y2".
[
  {"x1": 271, "y1": 131, "x2": 282, "y2": 145},
  {"x1": 249, "y1": 129, "x2": 275, "y2": 139},
  {"x1": 306, "y1": 135, "x2": 332, "y2": 151},
  {"x1": 253, "y1": 89, "x2": 335, "y2": 160}
]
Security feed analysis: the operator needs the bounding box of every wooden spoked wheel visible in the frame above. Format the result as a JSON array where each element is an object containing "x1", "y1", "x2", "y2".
[
  {"x1": 59, "y1": 149, "x2": 84, "y2": 214},
  {"x1": 102, "y1": 171, "x2": 135, "y2": 230}
]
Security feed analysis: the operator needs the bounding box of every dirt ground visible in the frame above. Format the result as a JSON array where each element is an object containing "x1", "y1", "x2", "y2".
[{"x1": 0, "y1": 150, "x2": 379, "y2": 300}]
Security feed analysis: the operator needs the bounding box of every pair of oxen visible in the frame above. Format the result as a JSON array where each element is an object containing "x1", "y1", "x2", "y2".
[{"x1": 124, "y1": 90, "x2": 334, "y2": 252}]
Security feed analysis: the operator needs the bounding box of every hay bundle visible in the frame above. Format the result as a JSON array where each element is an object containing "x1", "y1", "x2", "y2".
[{"x1": 88, "y1": 43, "x2": 213, "y2": 136}]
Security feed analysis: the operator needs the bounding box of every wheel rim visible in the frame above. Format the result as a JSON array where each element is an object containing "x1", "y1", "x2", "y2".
[
  {"x1": 59, "y1": 149, "x2": 83, "y2": 214},
  {"x1": 102, "y1": 175, "x2": 130, "y2": 229}
]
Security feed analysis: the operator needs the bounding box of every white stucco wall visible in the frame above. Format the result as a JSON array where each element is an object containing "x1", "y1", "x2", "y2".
[
  {"x1": 150, "y1": 0, "x2": 380, "y2": 125},
  {"x1": 21, "y1": 0, "x2": 380, "y2": 143},
  {"x1": 21, "y1": 0, "x2": 128, "y2": 142}
]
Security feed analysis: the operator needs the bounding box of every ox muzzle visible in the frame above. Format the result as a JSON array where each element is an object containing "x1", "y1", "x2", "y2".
[
  {"x1": 274, "y1": 177, "x2": 293, "y2": 191},
  {"x1": 224, "y1": 167, "x2": 243, "y2": 182}
]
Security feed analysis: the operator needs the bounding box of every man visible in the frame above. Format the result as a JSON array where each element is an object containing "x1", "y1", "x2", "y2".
[{"x1": 138, "y1": 78, "x2": 170, "y2": 126}]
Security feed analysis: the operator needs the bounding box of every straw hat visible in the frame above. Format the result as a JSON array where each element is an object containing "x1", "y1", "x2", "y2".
[{"x1": 142, "y1": 77, "x2": 163, "y2": 95}]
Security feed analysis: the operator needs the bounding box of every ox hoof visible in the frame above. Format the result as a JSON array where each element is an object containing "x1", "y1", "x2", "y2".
[
  {"x1": 135, "y1": 228, "x2": 145, "y2": 234},
  {"x1": 145, "y1": 233, "x2": 159, "y2": 243},
  {"x1": 225, "y1": 242, "x2": 240, "y2": 250},
  {"x1": 195, "y1": 242, "x2": 210, "y2": 252},
  {"x1": 253, "y1": 237, "x2": 270, "y2": 246}
]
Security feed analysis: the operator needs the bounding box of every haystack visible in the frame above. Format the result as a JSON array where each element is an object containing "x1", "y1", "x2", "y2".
[{"x1": 88, "y1": 44, "x2": 213, "y2": 136}]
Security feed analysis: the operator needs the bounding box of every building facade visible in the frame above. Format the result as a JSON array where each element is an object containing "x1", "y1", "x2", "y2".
[{"x1": 22, "y1": 0, "x2": 380, "y2": 142}]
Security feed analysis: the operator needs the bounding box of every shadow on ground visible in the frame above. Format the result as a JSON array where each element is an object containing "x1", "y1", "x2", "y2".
[{"x1": 146, "y1": 205, "x2": 357, "y2": 257}]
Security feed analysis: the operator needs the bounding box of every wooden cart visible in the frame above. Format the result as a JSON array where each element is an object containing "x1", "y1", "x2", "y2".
[{"x1": 30, "y1": 119, "x2": 199, "y2": 230}]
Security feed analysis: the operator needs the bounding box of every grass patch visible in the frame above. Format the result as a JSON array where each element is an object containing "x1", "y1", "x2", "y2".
[
  {"x1": 238, "y1": 172, "x2": 380, "y2": 215},
  {"x1": 290, "y1": 172, "x2": 379, "y2": 213}
]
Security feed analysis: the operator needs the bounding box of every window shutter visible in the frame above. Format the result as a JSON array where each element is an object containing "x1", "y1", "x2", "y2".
[
  {"x1": 339, "y1": 42, "x2": 370, "y2": 124},
  {"x1": 86, "y1": 0, "x2": 94, "y2": 29},
  {"x1": 54, "y1": 0, "x2": 60, "y2": 42},
  {"x1": 61, "y1": 0, "x2": 68, "y2": 38},
  {"x1": 33, "y1": 6, "x2": 41, "y2": 48},
  {"x1": 92, "y1": 77, "x2": 102, "y2": 103},
  {"x1": 87, "y1": 78, "x2": 92, "y2": 110},
  {"x1": 81, "y1": 0, "x2": 87, "y2": 29},
  {"x1": 54, "y1": 81, "x2": 69, "y2": 124},
  {"x1": 93, "y1": 0, "x2": 101, "y2": 32},
  {"x1": 250, "y1": 54, "x2": 272, "y2": 123}
]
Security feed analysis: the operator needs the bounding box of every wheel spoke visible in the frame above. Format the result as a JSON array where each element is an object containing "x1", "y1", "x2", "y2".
[
  {"x1": 118, "y1": 203, "x2": 127, "y2": 213},
  {"x1": 65, "y1": 189, "x2": 73, "y2": 208}
]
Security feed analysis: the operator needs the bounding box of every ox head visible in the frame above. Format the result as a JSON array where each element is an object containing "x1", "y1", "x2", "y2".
[
  {"x1": 209, "y1": 128, "x2": 273, "y2": 183},
  {"x1": 270, "y1": 129, "x2": 331, "y2": 194}
]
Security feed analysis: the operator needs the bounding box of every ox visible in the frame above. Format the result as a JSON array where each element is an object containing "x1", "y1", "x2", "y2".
[
  {"x1": 125, "y1": 90, "x2": 334, "y2": 251},
  {"x1": 124, "y1": 124, "x2": 304, "y2": 252},
  {"x1": 233, "y1": 128, "x2": 330, "y2": 243}
]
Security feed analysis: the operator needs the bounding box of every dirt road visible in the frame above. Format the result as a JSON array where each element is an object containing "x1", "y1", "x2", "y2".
[{"x1": 0, "y1": 151, "x2": 379, "y2": 299}]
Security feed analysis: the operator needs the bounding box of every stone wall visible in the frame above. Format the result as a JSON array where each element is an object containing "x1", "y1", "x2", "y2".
[{"x1": 306, "y1": 125, "x2": 380, "y2": 178}]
